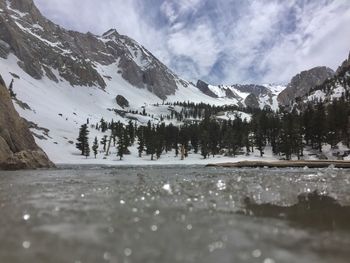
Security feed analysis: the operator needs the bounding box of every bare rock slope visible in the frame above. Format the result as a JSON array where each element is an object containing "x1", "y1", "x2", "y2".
[
  {"x1": 278, "y1": 67, "x2": 334, "y2": 105},
  {"x1": 0, "y1": 74, "x2": 54, "y2": 170}
]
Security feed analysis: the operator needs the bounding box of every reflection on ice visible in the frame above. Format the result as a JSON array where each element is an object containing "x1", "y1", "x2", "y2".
[{"x1": 22, "y1": 241, "x2": 30, "y2": 249}]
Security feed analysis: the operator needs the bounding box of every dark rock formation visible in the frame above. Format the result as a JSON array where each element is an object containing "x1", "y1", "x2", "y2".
[
  {"x1": 0, "y1": 74, "x2": 54, "y2": 170},
  {"x1": 242, "y1": 191, "x2": 350, "y2": 230},
  {"x1": 196, "y1": 80, "x2": 218, "y2": 98},
  {"x1": 244, "y1": 93, "x2": 260, "y2": 109},
  {"x1": 224, "y1": 88, "x2": 236, "y2": 99},
  {"x1": 278, "y1": 67, "x2": 335, "y2": 105},
  {"x1": 116, "y1": 95, "x2": 129, "y2": 108},
  {"x1": 336, "y1": 51, "x2": 350, "y2": 77},
  {"x1": 233, "y1": 84, "x2": 270, "y2": 97}
]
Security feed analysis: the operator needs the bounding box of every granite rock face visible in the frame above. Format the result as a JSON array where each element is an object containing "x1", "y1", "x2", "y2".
[
  {"x1": 233, "y1": 84, "x2": 270, "y2": 97},
  {"x1": 0, "y1": 0, "x2": 185, "y2": 100},
  {"x1": 278, "y1": 67, "x2": 335, "y2": 106},
  {"x1": 116, "y1": 95, "x2": 129, "y2": 109},
  {"x1": 196, "y1": 80, "x2": 218, "y2": 98},
  {"x1": 244, "y1": 94, "x2": 260, "y2": 109},
  {"x1": 294, "y1": 51, "x2": 350, "y2": 107},
  {"x1": 0, "y1": 74, "x2": 54, "y2": 170},
  {"x1": 336, "y1": 51, "x2": 350, "y2": 77}
]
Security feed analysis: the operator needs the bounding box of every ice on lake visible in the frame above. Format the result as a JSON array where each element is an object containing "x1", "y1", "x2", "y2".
[{"x1": 0, "y1": 165, "x2": 350, "y2": 263}]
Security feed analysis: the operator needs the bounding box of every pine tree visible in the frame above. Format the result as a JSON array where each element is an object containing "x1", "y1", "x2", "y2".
[
  {"x1": 312, "y1": 102, "x2": 326, "y2": 152},
  {"x1": 208, "y1": 120, "x2": 220, "y2": 157},
  {"x1": 147, "y1": 126, "x2": 156, "y2": 160},
  {"x1": 84, "y1": 141, "x2": 90, "y2": 158},
  {"x1": 156, "y1": 139, "x2": 163, "y2": 159},
  {"x1": 252, "y1": 112, "x2": 266, "y2": 157},
  {"x1": 8, "y1": 79, "x2": 16, "y2": 98},
  {"x1": 92, "y1": 137, "x2": 99, "y2": 158},
  {"x1": 123, "y1": 128, "x2": 130, "y2": 154},
  {"x1": 128, "y1": 121, "x2": 135, "y2": 145},
  {"x1": 137, "y1": 128, "x2": 145, "y2": 157},
  {"x1": 100, "y1": 135, "x2": 108, "y2": 152},
  {"x1": 200, "y1": 130, "x2": 210, "y2": 159},
  {"x1": 100, "y1": 118, "x2": 108, "y2": 133},
  {"x1": 123, "y1": 128, "x2": 130, "y2": 150},
  {"x1": 76, "y1": 124, "x2": 90, "y2": 156},
  {"x1": 105, "y1": 134, "x2": 112, "y2": 156},
  {"x1": 117, "y1": 133, "x2": 124, "y2": 160}
]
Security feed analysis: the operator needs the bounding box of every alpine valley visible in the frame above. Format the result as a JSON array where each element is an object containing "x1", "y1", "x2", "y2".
[{"x1": 0, "y1": 0, "x2": 349, "y2": 167}]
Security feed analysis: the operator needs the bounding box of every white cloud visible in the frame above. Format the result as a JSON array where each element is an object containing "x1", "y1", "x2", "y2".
[
  {"x1": 177, "y1": 0, "x2": 202, "y2": 13},
  {"x1": 160, "y1": 0, "x2": 202, "y2": 24},
  {"x1": 259, "y1": 0, "x2": 350, "y2": 83},
  {"x1": 33, "y1": 0, "x2": 350, "y2": 85},
  {"x1": 160, "y1": 1, "x2": 177, "y2": 23},
  {"x1": 167, "y1": 21, "x2": 219, "y2": 78}
]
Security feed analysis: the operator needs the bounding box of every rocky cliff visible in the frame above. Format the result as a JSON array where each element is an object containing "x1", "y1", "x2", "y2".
[
  {"x1": 0, "y1": 74, "x2": 54, "y2": 170},
  {"x1": 295, "y1": 52, "x2": 350, "y2": 106},
  {"x1": 278, "y1": 67, "x2": 335, "y2": 105}
]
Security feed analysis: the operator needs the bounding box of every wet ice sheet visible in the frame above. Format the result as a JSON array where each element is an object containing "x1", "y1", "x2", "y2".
[{"x1": 0, "y1": 166, "x2": 350, "y2": 263}]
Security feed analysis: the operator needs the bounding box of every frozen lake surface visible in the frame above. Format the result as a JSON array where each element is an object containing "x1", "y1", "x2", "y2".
[{"x1": 1, "y1": 166, "x2": 350, "y2": 263}]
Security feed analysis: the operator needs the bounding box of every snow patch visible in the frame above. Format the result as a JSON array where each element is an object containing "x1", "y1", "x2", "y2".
[{"x1": 6, "y1": 0, "x2": 27, "y2": 18}]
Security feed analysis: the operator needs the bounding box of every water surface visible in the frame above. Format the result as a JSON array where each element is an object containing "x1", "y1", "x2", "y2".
[{"x1": 1, "y1": 166, "x2": 350, "y2": 263}]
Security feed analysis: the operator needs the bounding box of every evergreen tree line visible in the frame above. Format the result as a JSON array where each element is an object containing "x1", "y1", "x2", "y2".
[
  {"x1": 124, "y1": 102, "x2": 256, "y2": 123},
  {"x1": 76, "y1": 98, "x2": 350, "y2": 160}
]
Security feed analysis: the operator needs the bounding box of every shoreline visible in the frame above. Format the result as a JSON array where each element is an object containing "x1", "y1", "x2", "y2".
[{"x1": 206, "y1": 160, "x2": 350, "y2": 169}]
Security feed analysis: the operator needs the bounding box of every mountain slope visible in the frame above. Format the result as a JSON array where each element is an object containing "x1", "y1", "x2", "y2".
[
  {"x1": 0, "y1": 0, "x2": 286, "y2": 164},
  {"x1": 0, "y1": 0, "x2": 201, "y2": 100},
  {"x1": 300, "y1": 52, "x2": 350, "y2": 105},
  {"x1": 278, "y1": 67, "x2": 334, "y2": 106},
  {"x1": 0, "y1": 0, "x2": 236, "y2": 163}
]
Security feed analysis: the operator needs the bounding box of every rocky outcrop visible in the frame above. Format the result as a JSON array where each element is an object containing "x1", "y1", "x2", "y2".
[
  {"x1": 295, "y1": 51, "x2": 350, "y2": 106},
  {"x1": 0, "y1": 0, "x2": 185, "y2": 100},
  {"x1": 244, "y1": 94, "x2": 260, "y2": 109},
  {"x1": 278, "y1": 67, "x2": 335, "y2": 106},
  {"x1": 116, "y1": 95, "x2": 129, "y2": 108},
  {"x1": 103, "y1": 31, "x2": 182, "y2": 100},
  {"x1": 336, "y1": 51, "x2": 350, "y2": 77},
  {"x1": 0, "y1": 74, "x2": 54, "y2": 170},
  {"x1": 233, "y1": 84, "x2": 270, "y2": 97},
  {"x1": 196, "y1": 80, "x2": 218, "y2": 98}
]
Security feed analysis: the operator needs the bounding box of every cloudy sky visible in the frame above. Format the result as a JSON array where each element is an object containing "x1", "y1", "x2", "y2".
[{"x1": 33, "y1": 0, "x2": 350, "y2": 85}]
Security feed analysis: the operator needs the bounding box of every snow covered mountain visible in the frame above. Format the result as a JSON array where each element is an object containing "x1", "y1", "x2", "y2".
[
  {"x1": 0, "y1": 0, "x2": 286, "y2": 163},
  {"x1": 196, "y1": 80, "x2": 285, "y2": 110}
]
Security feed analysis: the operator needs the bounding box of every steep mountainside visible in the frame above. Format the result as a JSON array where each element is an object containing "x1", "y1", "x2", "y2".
[
  {"x1": 0, "y1": 74, "x2": 53, "y2": 169},
  {"x1": 278, "y1": 67, "x2": 334, "y2": 106},
  {"x1": 0, "y1": 0, "x2": 192, "y2": 100},
  {"x1": 300, "y1": 52, "x2": 350, "y2": 105},
  {"x1": 0, "y1": 0, "x2": 283, "y2": 104}
]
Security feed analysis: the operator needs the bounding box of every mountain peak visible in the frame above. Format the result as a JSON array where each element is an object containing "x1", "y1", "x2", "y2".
[
  {"x1": 102, "y1": 28, "x2": 120, "y2": 39},
  {"x1": 278, "y1": 66, "x2": 335, "y2": 105}
]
